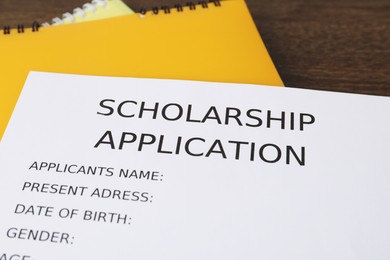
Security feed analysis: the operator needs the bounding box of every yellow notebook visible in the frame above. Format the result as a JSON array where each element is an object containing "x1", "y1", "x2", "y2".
[
  {"x1": 42, "y1": 0, "x2": 134, "y2": 26},
  {"x1": 0, "y1": 0, "x2": 283, "y2": 141}
]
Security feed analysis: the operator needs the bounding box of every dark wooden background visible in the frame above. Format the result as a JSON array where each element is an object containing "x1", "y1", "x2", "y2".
[{"x1": 1, "y1": 0, "x2": 389, "y2": 96}]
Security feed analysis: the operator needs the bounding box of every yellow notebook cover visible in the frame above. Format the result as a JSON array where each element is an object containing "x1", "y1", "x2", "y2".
[
  {"x1": 42, "y1": 0, "x2": 134, "y2": 26},
  {"x1": 0, "y1": 0, "x2": 283, "y2": 141}
]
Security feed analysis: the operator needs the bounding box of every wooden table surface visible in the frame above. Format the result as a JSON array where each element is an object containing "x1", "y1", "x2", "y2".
[{"x1": 1, "y1": 0, "x2": 389, "y2": 96}]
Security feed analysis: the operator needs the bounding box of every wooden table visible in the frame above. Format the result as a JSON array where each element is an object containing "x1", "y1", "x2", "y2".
[{"x1": 1, "y1": 0, "x2": 389, "y2": 96}]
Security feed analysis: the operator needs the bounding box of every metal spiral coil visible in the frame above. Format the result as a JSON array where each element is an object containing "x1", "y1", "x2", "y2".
[
  {"x1": 2, "y1": 21, "x2": 40, "y2": 35},
  {"x1": 139, "y1": 0, "x2": 221, "y2": 15}
]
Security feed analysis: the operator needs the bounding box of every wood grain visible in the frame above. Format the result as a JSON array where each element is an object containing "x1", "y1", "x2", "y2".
[{"x1": 0, "y1": 0, "x2": 389, "y2": 96}]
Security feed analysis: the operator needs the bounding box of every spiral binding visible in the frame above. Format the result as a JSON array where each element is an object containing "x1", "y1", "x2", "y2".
[
  {"x1": 139, "y1": 0, "x2": 221, "y2": 15},
  {"x1": 2, "y1": 0, "x2": 222, "y2": 35},
  {"x1": 2, "y1": 22, "x2": 40, "y2": 35},
  {"x1": 41, "y1": 0, "x2": 109, "y2": 26}
]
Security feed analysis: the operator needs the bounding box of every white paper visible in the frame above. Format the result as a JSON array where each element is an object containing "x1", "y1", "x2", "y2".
[{"x1": 0, "y1": 72, "x2": 389, "y2": 260}]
